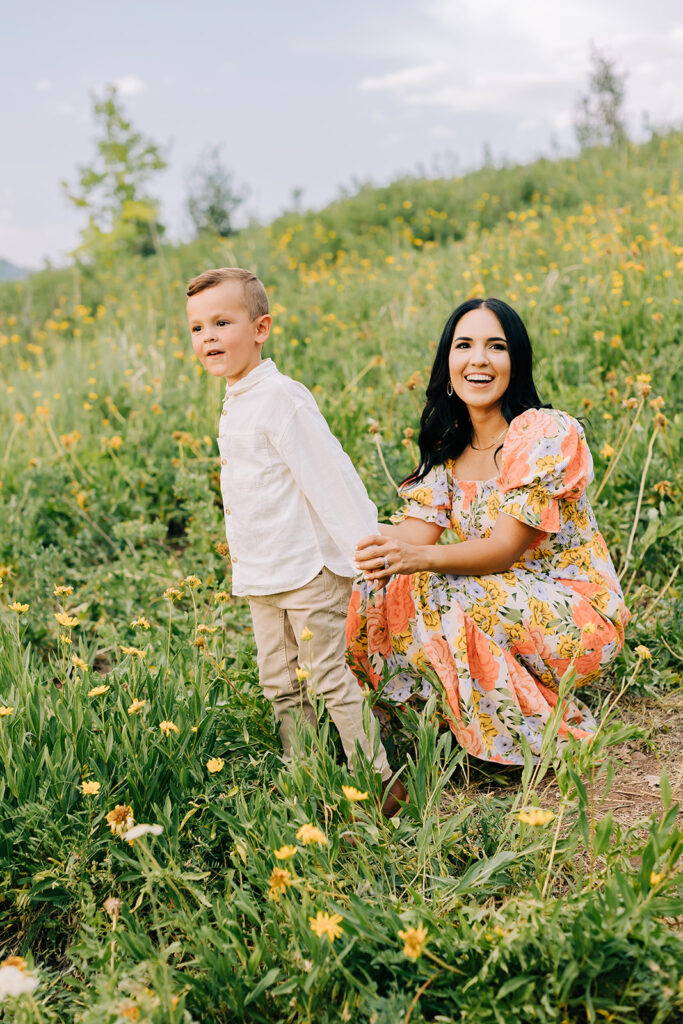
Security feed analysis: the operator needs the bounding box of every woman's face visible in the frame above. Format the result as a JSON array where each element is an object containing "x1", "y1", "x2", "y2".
[{"x1": 448, "y1": 307, "x2": 511, "y2": 415}]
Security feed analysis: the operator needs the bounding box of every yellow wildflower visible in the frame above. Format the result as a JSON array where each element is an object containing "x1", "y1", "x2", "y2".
[
  {"x1": 71, "y1": 655, "x2": 88, "y2": 671},
  {"x1": 650, "y1": 871, "x2": 665, "y2": 886},
  {"x1": 214, "y1": 591, "x2": 230, "y2": 603},
  {"x1": 600, "y1": 443, "x2": 615, "y2": 459},
  {"x1": 88, "y1": 685, "x2": 110, "y2": 697},
  {"x1": 183, "y1": 575, "x2": 202, "y2": 588},
  {"x1": 296, "y1": 823, "x2": 328, "y2": 846},
  {"x1": 0, "y1": 707, "x2": 14, "y2": 717},
  {"x1": 273, "y1": 844, "x2": 298, "y2": 860},
  {"x1": 120, "y1": 645, "x2": 147, "y2": 659},
  {"x1": 295, "y1": 667, "x2": 309, "y2": 681},
  {"x1": 517, "y1": 807, "x2": 555, "y2": 826},
  {"x1": 159, "y1": 720, "x2": 179, "y2": 736},
  {"x1": 163, "y1": 587, "x2": 183, "y2": 601},
  {"x1": 300, "y1": 627, "x2": 314, "y2": 641},
  {"x1": 268, "y1": 866, "x2": 293, "y2": 901},
  {"x1": 309, "y1": 911, "x2": 344, "y2": 942},
  {"x1": 106, "y1": 804, "x2": 134, "y2": 836},
  {"x1": 53, "y1": 585, "x2": 73, "y2": 596},
  {"x1": 207, "y1": 757, "x2": 225, "y2": 774},
  {"x1": 130, "y1": 617, "x2": 150, "y2": 629},
  {"x1": 398, "y1": 923, "x2": 428, "y2": 960},
  {"x1": 342, "y1": 785, "x2": 369, "y2": 802},
  {"x1": 81, "y1": 780, "x2": 101, "y2": 796},
  {"x1": 55, "y1": 612, "x2": 79, "y2": 628},
  {"x1": 127, "y1": 699, "x2": 146, "y2": 715},
  {"x1": 634, "y1": 645, "x2": 652, "y2": 660},
  {"x1": 9, "y1": 602, "x2": 29, "y2": 613}
]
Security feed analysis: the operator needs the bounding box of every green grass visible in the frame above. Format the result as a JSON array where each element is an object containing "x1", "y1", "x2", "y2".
[{"x1": 0, "y1": 132, "x2": 681, "y2": 1023}]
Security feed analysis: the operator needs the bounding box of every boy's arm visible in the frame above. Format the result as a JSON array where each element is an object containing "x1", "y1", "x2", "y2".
[{"x1": 271, "y1": 399, "x2": 378, "y2": 572}]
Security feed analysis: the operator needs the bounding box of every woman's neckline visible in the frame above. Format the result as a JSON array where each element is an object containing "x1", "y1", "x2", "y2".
[{"x1": 455, "y1": 475, "x2": 500, "y2": 485}]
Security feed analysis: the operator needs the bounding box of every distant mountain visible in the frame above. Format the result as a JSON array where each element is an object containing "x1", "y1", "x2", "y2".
[{"x1": 0, "y1": 258, "x2": 33, "y2": 281}]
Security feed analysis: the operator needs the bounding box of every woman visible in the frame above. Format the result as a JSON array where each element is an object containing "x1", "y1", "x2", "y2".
[{"x1": 347, "y1": 298, "x2": 629, "y2": 764}]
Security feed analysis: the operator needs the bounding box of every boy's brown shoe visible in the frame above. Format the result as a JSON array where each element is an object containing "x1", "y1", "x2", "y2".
[{"x1": 380, "y1": 777, "x2": 407, "y2": 817}]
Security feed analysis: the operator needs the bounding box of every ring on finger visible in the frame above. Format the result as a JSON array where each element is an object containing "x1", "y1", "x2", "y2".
[{"x1": 382, "y1": 556, "x2": 389, "y2": 571}]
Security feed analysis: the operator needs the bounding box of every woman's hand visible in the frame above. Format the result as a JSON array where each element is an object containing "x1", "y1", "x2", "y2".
[{"x1": 355, "y1": 533, "x2": 426, "y2": 585}]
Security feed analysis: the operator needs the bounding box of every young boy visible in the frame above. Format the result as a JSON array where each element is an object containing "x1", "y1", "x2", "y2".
[{"x1": 187, "y1": 267, "x2": 402, "y2": 808}]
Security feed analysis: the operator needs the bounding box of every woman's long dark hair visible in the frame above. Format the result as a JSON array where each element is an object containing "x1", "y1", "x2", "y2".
[{"x1": 404, "y1": 297, "x2": 550, "y2": 485}]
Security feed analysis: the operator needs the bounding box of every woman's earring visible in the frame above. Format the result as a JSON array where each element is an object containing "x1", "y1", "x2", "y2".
[{"x1": 446, "y1": 381, "x2": 453, "y2": 396}]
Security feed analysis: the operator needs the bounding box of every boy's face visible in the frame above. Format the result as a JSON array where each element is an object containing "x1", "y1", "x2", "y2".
[{"x1": 187, "y1": 281, "x2": 271, "y2": 385}]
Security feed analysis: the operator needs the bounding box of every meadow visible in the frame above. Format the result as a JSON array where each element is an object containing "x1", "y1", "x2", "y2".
[{"x1": 0, "y1": 131, "x2": 681, "y2": 1022}]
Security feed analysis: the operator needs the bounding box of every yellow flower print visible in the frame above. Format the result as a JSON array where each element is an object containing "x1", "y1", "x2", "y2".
[
  {"x1": 504, "y1": 621, "x2": 527, "y2": 644},
  {"x1": 485, "y1": 490, "x2": 501, "y2": 519},
  {"x1": 556, "y1": 634, "x2": 576, "y2": 659},
  {"x1": 528, "y1": 596, "x2": 552, "y2": 632},
  {"x1": 470, "y1": 602, "x2": 498, "y2": 636},
  {"x1": 392, "y1": 628, "x2": 413, "y2": 656},
  {"x1": 479, "y1": 713, "x2": 497, "y2": 750},
  {"x1": 535, "y1": 454, "x2": 561, "y2": 475},
  {"x1": 524, "y1": 484, "x2": 551, "y2": 517},
  {"x1": 482, "y1": 577, "x2": 506, "y2": 608},
  {"x1": 402, "y1": 486, "x2": 434, "y2": 508}
]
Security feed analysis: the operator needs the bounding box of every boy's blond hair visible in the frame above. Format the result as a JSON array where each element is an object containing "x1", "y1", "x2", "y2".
[{"x1": 186, "y1": 267, "x2": 269, "y2": 320}]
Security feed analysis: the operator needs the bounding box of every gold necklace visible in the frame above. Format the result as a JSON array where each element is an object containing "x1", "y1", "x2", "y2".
[{"x1": 470, "y1": 425, "x2": 508, "y2": 451}]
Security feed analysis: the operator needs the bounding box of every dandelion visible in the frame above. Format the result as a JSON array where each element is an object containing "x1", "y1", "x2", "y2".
[
  {"x1": 296, "y1": 823, "x2": 328, "y2": 846},
  {"x1": 295, "y1": 667, "x2": 309, "y2": 682},
  {"x1": 159, "y1": 720, "x2": 179, "y2": 736},
  {"x1": 106, "y1": 804, "x2": 135, "y2": 837},
  {"x1": 398, "y1": 924, "x2": 428, "y2": 961},
  {"x1": 71, "y1": 655, "x2": 88, "y2": 671},
  {"x1": 273, "y1": 844, "x2": 298, "y2": 860},
  {"x1": 0, "y1": 707, "x2": 14, "y2": 718},
  {"x1": 206, "y1": 757, "x2": 225, "y2": 774},
  {"x1": 342, "y1": 785, "x2": 369, "y2": 802},
  {"x1": 517, "y1": 807, "x2": 555, "y2": 826},
  {"x1": 81, "y1": 780, "x2": 101, "y2": 796},
  {"x1": 268, "y1": 866, "x2": 293, "y2": 901},
  {"x1": 54, "y1": 585, "x2": 73, "y2": 596},
  {"x1": 127, "y1": 699, "x2": 146, "y2": 715},
  {"x1": 130, "y1": 617, "x2": 150, "y2": 629},
  {"x1": 124, "y1": 823, "x2": 163, "y2": 843},
  {"x1": 8, "y1": 602, "x2": 29, "y2": 613},
  {"x1": 0, "y1": 960, "x2": 39, "y2": 1001},
  {"x1": 88, "y1": 684, "x2": 110, "y2": 698},
  {"x1": 55, "y1": 612, "x2": 79, "y2": 628},
  {"x1": 120, "y1": 645, "x2": 147, "y2": 659},
  {"x1": 635, "y1": 645, "x2": 652, "y2": 660},
  {"x1": 309, "y1": 911, "x2": 344, "y2": 942},
  {"x1": 300, "y1": 627, "x2": 314, "y2": 641}
]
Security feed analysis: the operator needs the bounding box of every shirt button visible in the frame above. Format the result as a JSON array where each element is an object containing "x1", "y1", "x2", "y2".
[
  {"x1": 232, "y1": 556, "x2": 238, "y2": 564},
  {"x1": 221, "y1": 458, "x2": 227, "y2": 466},
  {"x1": 224, "y1": 506, "x2": 231, "y2": 515}
]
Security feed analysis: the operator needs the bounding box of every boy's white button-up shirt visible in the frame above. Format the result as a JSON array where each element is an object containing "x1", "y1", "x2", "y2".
[{"x1": 217, "y1": 359, "x2": 378, "y2": 597}]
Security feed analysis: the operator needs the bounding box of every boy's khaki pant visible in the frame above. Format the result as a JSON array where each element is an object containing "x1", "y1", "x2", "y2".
[{"x1": 248, "y1": 568, "x2": 392, "y2": 781}]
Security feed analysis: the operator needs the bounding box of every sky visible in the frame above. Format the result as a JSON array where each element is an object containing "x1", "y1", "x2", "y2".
[{"x1": 1, "y1": 0, "x2": 682, "y2": 268}]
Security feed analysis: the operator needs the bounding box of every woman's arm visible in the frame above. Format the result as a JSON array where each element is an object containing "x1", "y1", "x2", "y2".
[{"x1": 357, "y1": 512, "x2": 540, "y2": 582}]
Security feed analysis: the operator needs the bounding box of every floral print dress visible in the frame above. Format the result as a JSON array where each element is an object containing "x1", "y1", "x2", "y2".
[{"x1": 346, "y1": 408, "x2": 629, "y2": 764}]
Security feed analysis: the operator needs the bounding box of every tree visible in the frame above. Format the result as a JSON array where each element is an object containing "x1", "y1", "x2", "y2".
[
  {"x1": 574, "y1": 46, "x2": 628, "y2": 149},
  {"x1": 63, "y1": 86, "x2": 167, "y2": 260},
  {"x1": 186, "y1": 148, "x2": 248, "y2": 238}
]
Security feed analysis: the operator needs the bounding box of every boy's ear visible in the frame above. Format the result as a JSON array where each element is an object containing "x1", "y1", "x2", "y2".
[{"x1": 255, "y1": 314, "x2": 272, "y2": 344}]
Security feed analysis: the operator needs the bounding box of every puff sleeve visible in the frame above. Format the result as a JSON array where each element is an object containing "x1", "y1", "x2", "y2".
[
  {"x1": 391, "y1": 462, "x2": 452, "y2": 528},
  {"x1": 499, "y1": 409, "x2": 593, "y2": 533}
]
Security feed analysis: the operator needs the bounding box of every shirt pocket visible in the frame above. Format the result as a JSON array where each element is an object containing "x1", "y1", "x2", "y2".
[{"x1": 217, "y1": 433, "x2": 273, "y2": 495}]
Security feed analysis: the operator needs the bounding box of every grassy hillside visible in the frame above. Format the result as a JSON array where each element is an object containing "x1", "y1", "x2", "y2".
[{"x1": 0, "y1": 133, "x2": 681, "y2": 1023}]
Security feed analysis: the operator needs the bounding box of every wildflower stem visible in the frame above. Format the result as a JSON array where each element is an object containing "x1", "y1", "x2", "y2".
[
  {"x1": 618, "y1": 424, "x2": 659, "y2": 579},
  {"x1": 541, "y1": 800, "x2": 565, "y2": 899},
  {"x1": 373, "y1": 433, "x2": 400, "y2": 493},
  {"x1": 403, "y1": 969, "x2": 443, "y2": 1024},
  {"x1": 594, "y1": 395, "x2": 645, "y2": 501}
]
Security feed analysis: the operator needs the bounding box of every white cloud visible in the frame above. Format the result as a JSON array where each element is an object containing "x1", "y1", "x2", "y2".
[
  {"x1": 361, "y1": 62, "x2": 446, "y2": 94},
  {"x1": 58, "y1": 102, "x2": 76, "y2": 117},
  {"x1": 34, "y1": 78, "x2": 53, "y2": 91},
  {"x1": 113, "y1": 74, "x2": 146, "y2": 96}
]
